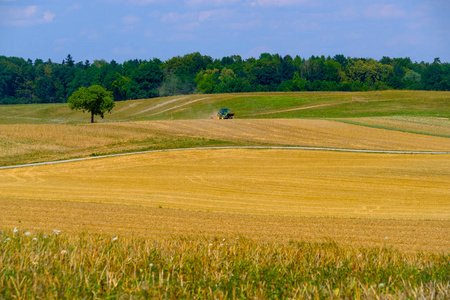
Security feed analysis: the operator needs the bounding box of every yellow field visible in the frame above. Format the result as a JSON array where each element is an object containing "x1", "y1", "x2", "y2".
[
  {"x1": 343, "y1": 116, "x2": 450, "y2": 137},
  {"x1": 2, "y1": 92, "x2": 449, "y2": 298},
  {"x1": 1, "y1": 149, "x2": 449, "y2": 252},
  {"x1": 1, "y1": 119, "x2": 449, "y2": 166}
]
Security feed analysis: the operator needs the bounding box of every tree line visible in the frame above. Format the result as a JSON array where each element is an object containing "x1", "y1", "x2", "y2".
[{"x1": 1, "y1": 53, "x2": 449, "y2": 104}]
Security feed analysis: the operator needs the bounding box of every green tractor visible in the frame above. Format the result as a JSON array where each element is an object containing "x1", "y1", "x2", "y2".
[{"x1": 217, "y1": 108, "x2": 235, "y2": 119}]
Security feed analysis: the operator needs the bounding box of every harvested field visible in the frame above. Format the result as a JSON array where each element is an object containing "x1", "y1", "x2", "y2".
[
  {"x1": 135, "y1": 119, "x2": 450, "y2": 151},
  {"x1": 340, "y1": 116, "x2": 450, "y2": 137},
  {"x1": 1, "y1": 119, "x2": 449, "y2": 166},
  {"x1": 2, "y1": 91, "x2": 449, "y2": 298},
  {"x1": 1, "y1": 199, "x2": 448, "y2": 252},
  {"x1": 1, "y1": 149, "x2": 449, "y2": 252}
]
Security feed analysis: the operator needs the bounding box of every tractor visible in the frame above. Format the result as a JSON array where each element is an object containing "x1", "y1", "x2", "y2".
[{"x1": 217, "y1": 108, "x2": 235, "y2": 119}]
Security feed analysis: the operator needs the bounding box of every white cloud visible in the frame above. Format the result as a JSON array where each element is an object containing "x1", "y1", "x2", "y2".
[
  {"x1": 120, "y1": 15, "x2": 141, "y2": 33},
  {"x1": 198, "y1": 9, "x2": 231, "y2": 22},
  {"x1": 229, "y1": 19, "x2": 261, "y2": 30},
  {"x1": 290, "y1": 19, "x2": 320, "y2": 32},
  {"x1": 105, "y1": 0, "x2": 173, "y2": 5},
  {"x1": 43, "y1": 12, "x2": 55, "y2": 23},
  {"x1": 128, "y1": 0, "x2": 166, "y2": 4},
  {"x1": 144, "y1": 29, "x2": 153, "y2": 37},
  {"x1": 0, "y1": 5, "x2": 55, "y2": 26},
  {"x1": 161, "y1": 12, "x2": 182, "y2": 23},
  {"x1": 185, "y1": 0, "x2": 239, "y2": 6},
  {"x1": 53, "y1": 38, "x2": 69, "y2": 52},
  {"x1": 89, "y1": 32, "x2": 101, "y2": 40},
  {"x1": 79, "y1": 28, "x2": 101, "y2": 40},
  {"x1": 250, "y1": 0, "x2": 312, "y2": 6},
  {"x1": 386, "y1": 34, "x2": 421, "y2": 47},
  {"x1": 364, "y1": 4, "x2": 407, "y2": 19},
  {"x1": 113, "y1": 46, "x2": 134, "y2": 55},
  {"x1": 175, "y1": 22, "x2": 200, "y2": 31},
  {"x1": 199, "y1": 10, "x2": 216, "y2": 22},
  {"x1": 67, "y1": 4, "x2": 82, "y2": 12},
  {"x1": 9, "y1": 5, "x2": 37, "y2": 19},
  {"x1": 161, "y1": 11, "x2": 197, "y2": 23},
  {"x1": 161, "y1": 8, "x2": 231, "y2": 25},
  {"x1": 122, "y1": 15, "x2": 141, "y2": 24}
]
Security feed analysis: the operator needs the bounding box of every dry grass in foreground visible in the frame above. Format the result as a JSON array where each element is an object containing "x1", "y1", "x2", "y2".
[{"x1": 1, "y1": 229, "x2": 449, "y2": 299}]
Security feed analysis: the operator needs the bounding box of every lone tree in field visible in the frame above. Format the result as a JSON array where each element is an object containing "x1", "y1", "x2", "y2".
[{"x1": 68, "y1": 85, "x2": 115, "y2": 123}]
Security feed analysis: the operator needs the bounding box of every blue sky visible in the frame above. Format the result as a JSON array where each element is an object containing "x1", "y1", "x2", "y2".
[{"x1": 1, "y1": 0, "x2": 449, "y2": 63}]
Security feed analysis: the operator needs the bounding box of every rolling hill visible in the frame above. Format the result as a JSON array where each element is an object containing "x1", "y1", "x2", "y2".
[
  {"x1": 1, "y1": 90, "x2": 449, "y2": 166},
  {"x1": 1, "y1": 90, "x2": 449, "y2": 298},
  {"x1": 0, "y1": 90, "x2": 449, "y2": 124}
]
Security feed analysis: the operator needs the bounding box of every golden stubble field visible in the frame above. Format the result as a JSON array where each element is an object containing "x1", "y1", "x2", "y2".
[
  {"x1": 1, "y1": 118, "x2": 450, "y2": 166},
  {"x1": 1, "y1": 149, "x2": 449, "y2": 252}
]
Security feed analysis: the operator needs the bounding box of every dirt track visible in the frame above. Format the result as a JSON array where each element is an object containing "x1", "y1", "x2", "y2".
[{"x1": 2, "y1": 119, "x2": 450, "y2": 167}]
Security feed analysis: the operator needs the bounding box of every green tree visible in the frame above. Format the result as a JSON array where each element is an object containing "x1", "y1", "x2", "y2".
[
  {"x1": 333, "y1": 54, "x2": 348, "y2": 67},
  {"x1": 64, "y1": 54, "x2": 75, "y2": 67},
  {"x1": 158, "y1": 75, "x2": 195, "y2": 96},
  {"x1": 252, "y1": 59, "x2": 280, "y2": 88},
  {"x1": 110, "y1": 73, "x2": 131, "y2": 100},
  {"x1": 163, "y1": 52, "x2": 213, "y2": 94},
  {"x1": 423, "y1": 58, "x2": 444, "y2": 90},
  {"x1": 68, "y1": 85, "x2": 114, "y2": 123},
  {"x1": 195, "y1": 69, "x2": 219, "y2": 93},
  {"x1": 0, "y1": 57, "x2": 34, "y2": 103},
  {"x1": 346, "y1": 59, "x2": 391, "y2": 88},
  {"x1": 34, "y1": 65, "x2": 55, "y2": 103},
  {"x1": 128, "y1": 60, "x2": 163, "y2": 99},
  {"x1": 216, "y1": 68, "x2": 238, "y2": 93},
  {"x1": 292, "y1": 72, "x2": 307, "y2": 91}
]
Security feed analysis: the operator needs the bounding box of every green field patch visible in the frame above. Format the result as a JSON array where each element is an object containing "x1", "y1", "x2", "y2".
[{"x1": 1, "y1": 91, "x2": 449, "y2": 124}]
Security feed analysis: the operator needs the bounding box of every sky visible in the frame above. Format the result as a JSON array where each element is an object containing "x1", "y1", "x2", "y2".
[{"x1": 1, "y1": 0, "x2": 449, "y2": 64}]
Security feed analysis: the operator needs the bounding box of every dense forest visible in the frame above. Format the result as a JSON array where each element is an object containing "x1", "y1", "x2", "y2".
[{"x1": 1, "y1": 53, "x2": 449, "y2": 104}]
